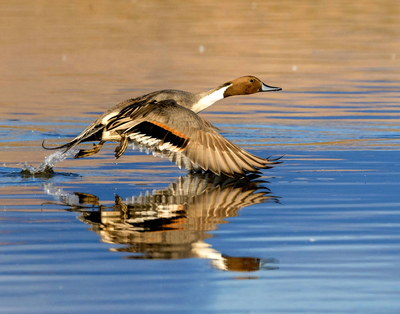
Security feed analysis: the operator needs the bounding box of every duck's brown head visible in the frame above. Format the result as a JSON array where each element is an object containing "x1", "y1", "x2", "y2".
[{"x1": 223, "y1": 76, "x2": 282, "y2": 98}]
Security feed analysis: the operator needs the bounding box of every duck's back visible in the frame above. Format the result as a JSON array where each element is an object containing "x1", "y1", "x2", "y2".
[{"x1": 109, "y1": 89, "x2": 197, "y2": 115}]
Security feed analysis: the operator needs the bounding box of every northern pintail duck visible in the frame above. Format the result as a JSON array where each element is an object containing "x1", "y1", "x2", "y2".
[{"x1": 43, "y1": 76, "x2": 282, "y2": 177}]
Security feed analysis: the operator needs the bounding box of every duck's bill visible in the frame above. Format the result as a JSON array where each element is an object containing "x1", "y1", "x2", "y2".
[{"x1": 260, "y1": 83, "x2": 282, "y2": 92}]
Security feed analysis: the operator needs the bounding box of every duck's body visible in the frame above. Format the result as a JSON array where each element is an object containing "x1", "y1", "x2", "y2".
[{"x1": 43, "y1": 76, "x2": 282, "y2": 177}]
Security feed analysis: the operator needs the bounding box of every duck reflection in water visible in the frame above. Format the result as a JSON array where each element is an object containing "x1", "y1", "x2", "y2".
[{"x1": 44, "y1": 173, "x2": 279, "y2": 272}]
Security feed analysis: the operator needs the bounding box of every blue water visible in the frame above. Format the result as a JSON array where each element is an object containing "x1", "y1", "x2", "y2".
[
  {"x1": 1, "y1": 0, "x2": 400, "y2": 312},
  {"x1": 1, "y1": 80, "x2": 399, "y2": 312},
  {"x1": 1, "y1": 148, "x2": 399, "y2": 313}
]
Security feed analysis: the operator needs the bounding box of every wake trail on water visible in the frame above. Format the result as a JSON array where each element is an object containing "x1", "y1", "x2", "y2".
[{"x1": 20, "y1": 150, "x2": 78, "y2": 176}]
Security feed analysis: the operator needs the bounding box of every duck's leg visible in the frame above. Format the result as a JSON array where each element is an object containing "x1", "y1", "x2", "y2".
[
  {"x1": 114, "y1": 134, "x2": 129, "y2": 159},
  {"x1": 74, "y1": 141, "x2": 105, "y2": 159}
]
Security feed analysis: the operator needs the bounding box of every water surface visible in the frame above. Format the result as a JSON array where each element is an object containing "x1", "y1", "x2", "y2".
[{"x1": 1, "y1": 1, "x2": 400, "y2": 313}]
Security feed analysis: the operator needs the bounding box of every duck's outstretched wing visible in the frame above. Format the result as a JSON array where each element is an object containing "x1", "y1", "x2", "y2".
[
  {"x1": 107, "y1": 99, "x2": 280, "y2": 177},
  {"x1": 41, "y1": 96, "x2": 147, "y2": 153}
]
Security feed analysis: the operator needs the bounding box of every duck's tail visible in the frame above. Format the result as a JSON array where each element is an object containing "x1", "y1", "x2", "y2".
[{"x1": 42, "y1": 123, "x2": 105, "y2": 156}]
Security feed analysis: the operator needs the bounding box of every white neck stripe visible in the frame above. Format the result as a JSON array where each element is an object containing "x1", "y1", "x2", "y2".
[{"x1": 191, "y1": 84, "x2": 231, "y2": 113}]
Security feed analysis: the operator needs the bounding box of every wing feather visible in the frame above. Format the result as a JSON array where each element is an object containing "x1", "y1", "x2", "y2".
[{"x1": 97, "y1": 99, "x2": 277, "y2": 177}]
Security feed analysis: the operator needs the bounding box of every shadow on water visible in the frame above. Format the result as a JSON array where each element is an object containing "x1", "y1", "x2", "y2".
[
  {"x1": 0, "y1": 149, "x2": 280, "y2": 273},
  {"x1": 43, "y1": 172, "x2": 280, "y2": 272}
]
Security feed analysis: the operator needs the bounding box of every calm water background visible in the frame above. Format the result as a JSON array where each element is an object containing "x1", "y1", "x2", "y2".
[{"x1": 1, "y1": 0, "x2": 400, "y2": 313}]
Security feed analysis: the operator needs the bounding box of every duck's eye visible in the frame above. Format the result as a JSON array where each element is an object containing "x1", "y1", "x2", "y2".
[{"x1": 250, "y1": 79, "x2": 254, "y2": 83}]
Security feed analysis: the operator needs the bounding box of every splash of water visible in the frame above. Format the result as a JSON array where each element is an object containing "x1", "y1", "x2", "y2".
[{"x1": 20, "y1": 150, "x2": 77, "y2": 176}]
